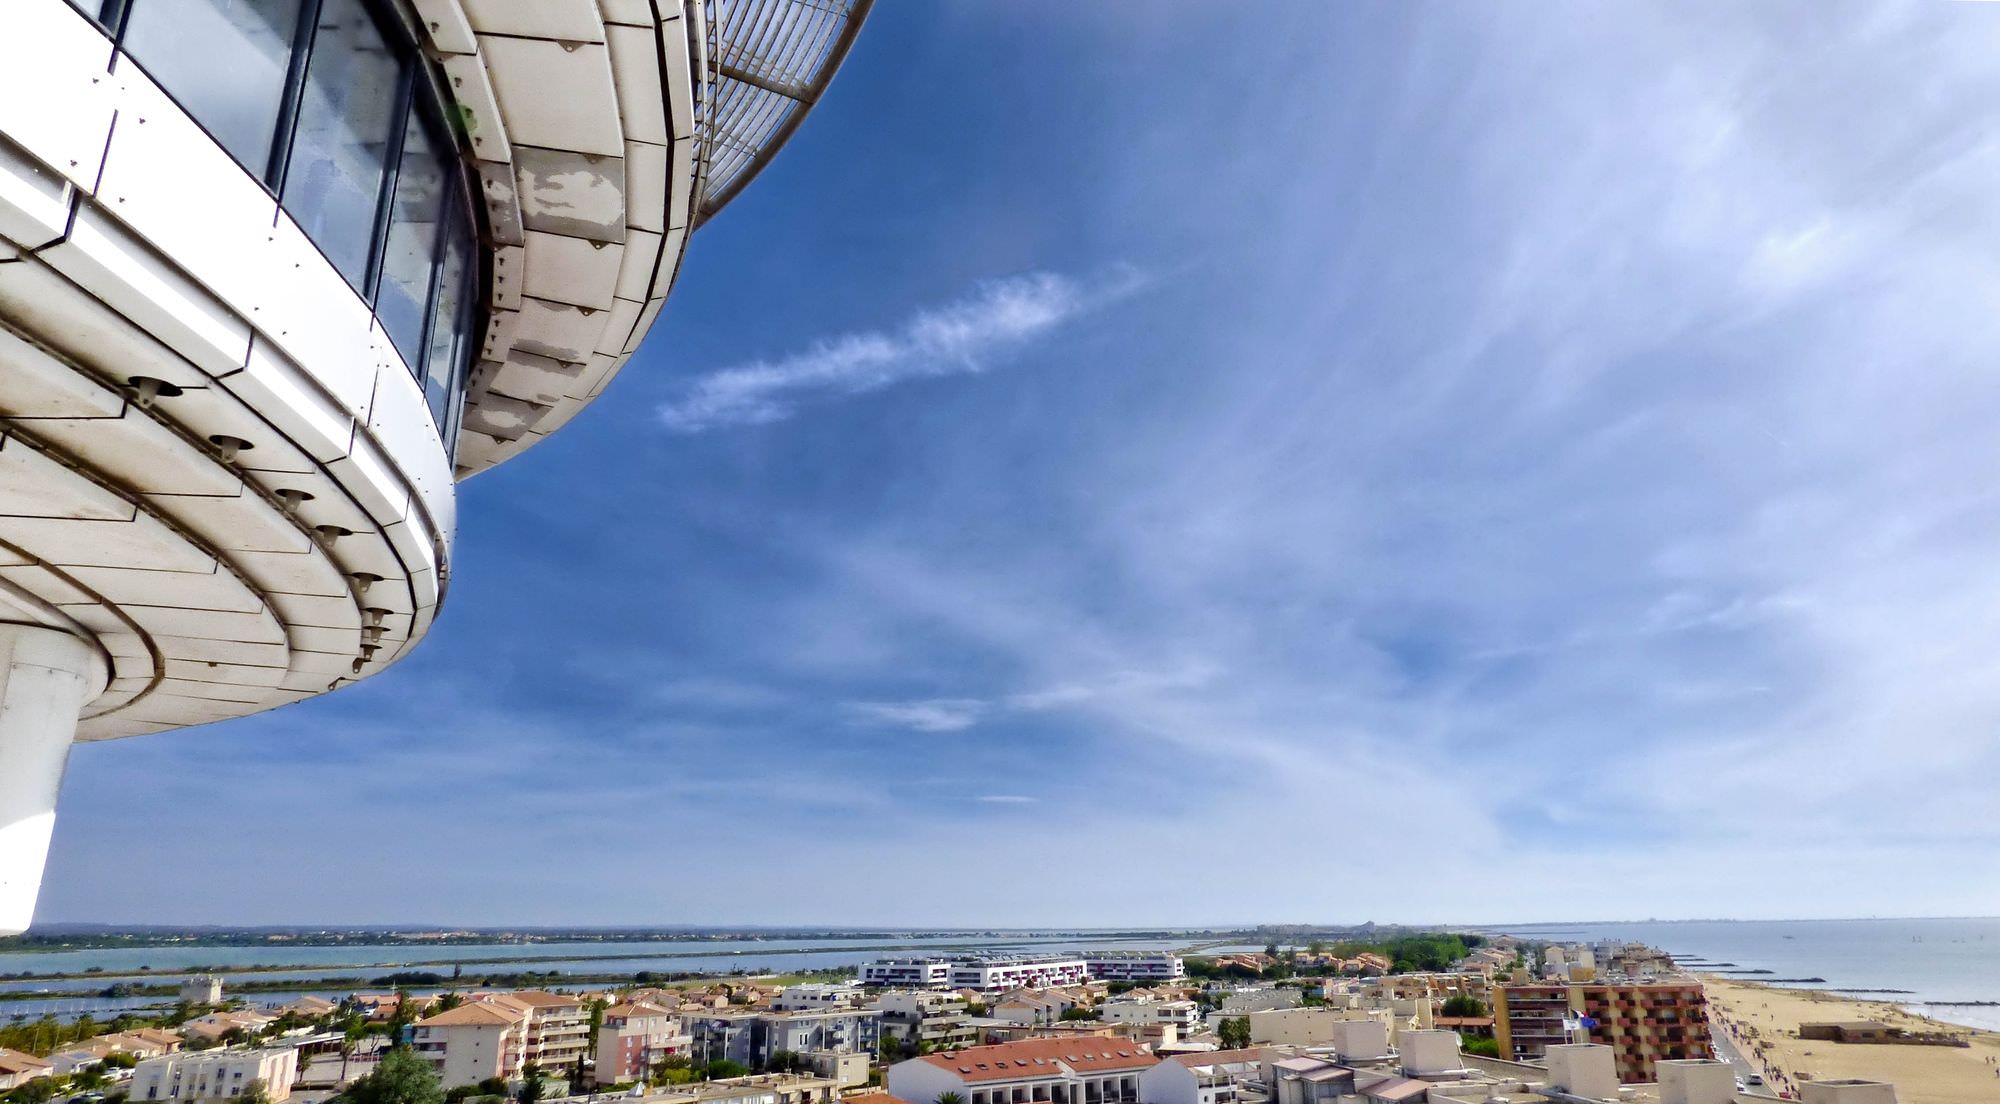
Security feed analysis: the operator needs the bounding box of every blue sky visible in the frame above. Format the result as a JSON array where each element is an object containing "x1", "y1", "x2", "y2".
[{"x1": 41, "y1": 2, "x2": 2000, "y2": 926}]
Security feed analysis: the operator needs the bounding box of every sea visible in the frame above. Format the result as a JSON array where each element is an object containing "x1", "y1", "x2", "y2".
[{"x1": 1487, "y1": 917, "x2": 2000, "y2": 1033}]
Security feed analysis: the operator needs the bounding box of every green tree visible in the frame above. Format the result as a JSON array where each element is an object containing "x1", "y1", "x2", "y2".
[
  {"x1": 1440, "y1": 995, "x2": 1487, "y2": 1018},
  {"x1": 1217, "y1": 1017, "x2": 1251, "y2": 1051},
  {"x1": 936, "y1": 1094, "x2": 965, "y2": 1104},
  {"x1": 1057, "y1": 1008, "x2": 1098, "y2": 1022},
  {"x1": 1459, "y1": 1035, "x2": 1500, "y2": 1058},
  {"x1": 240, "y1": 1079, "x2": 272, "y2": 1104},
  {"x1": 338, "y1": 1049, "x2": 444, "y2": 1104},
  {"x1": 517, "y1": 1062, "x2": 545, "y2": 1104},
  {"x1": 702, "y1": 1061, "x2": 748, "y2": 1081}
]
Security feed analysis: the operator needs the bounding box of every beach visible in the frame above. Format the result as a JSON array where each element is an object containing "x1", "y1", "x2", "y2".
[{"x1": 1701, "y1": 975, "x2": 2000, "y2": 1103}]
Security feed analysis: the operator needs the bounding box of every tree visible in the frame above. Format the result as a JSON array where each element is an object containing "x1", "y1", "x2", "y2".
[
  {"x1": 936, "y1": 1094, "x2": 965, "y2": 1104},
  {"x1": 1217, "y1": 1017, "x2": 1251, "y2": 1051},
  {"x1": 517, "y1": 1062, "x2": 545, "y2": 1104},
  {"x1": 702, "y1": 1061, "x2": 748, "y2": 1081},
  {"x1": 1057, "y1": 1008, "x2": 1098, "y2": 1022},
  {"x1": 1440, "y1": 996, "x2": 1487, "y2": 1018},
  {"x1": 1459, "y1": 1035, "x2": 1500, "y2": 1058},
  {"x1": 477, "y1": 1078, "x2": 511, "y2": 1097},
  {"x1": 435, "y1": 993, "x2": 464, "y2": 1014},
  {"x1": 240, "y1": 1079, "x2": 272, "y2": 1104},
  {"x1": 339, "y1": 1049, "x2": 443, "y2": 1104}
]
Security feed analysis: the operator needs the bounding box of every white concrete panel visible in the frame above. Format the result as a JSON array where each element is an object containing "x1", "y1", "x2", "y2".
[
  {"x1": 286, "y1": 624, "x2": 358, "y2": 654},
  {"x1": 624, "y1": 297, "x2": 666, "y2": 355},
  {"x1": 0, "y1": 327, "x2": 126, "y2": 420},
  {"x1": 0, "y1": 565, "x2": 94, "y2": 606},
  {"x1": 491, "y1": 243, "x2": 525, "y2": 310},
  {"x1": 154, "y1": 678, "x2": 278, "y2": 705},
  {"x1": 326, "y1": 433, "x2": 412, "y2": 528},
  {"x1": 0, "y1": 0, "x2": 116, "y2": 192},
  {"x1": 597, "y1": 0, "x2": 655, "y2": 27},
  {"x1": 463, "y1": 0, "x2": 605, "y2": 41},
  {"x1": 661, "y1": 22, "x2": 697, "y2": 140},
  {"x1": 231, "y1": 548, "x2": 350, "y2": 598},
  {"x1": 225, "y1": 338, "x2": 358, "y2": 465},
  {"x1": 267, "y1": 591, "x2": 362, "y2": 632},
  {"x1": 513, "y1": 296, "x2": 606, "y2": 363},
  {"x1": 479, "y1": 37, "x2": 624, "y2": 156},
  {"x1": 613, "y1": 229, "x2": 661, "y2": 301},
  {"x1": 0, "y1": 251, "x2": 211, "y2": 389},
  {"x1": 264, "y1": 210, "x2": 381, "y2": 420},
  {"x1": 362, "y1": 364, "x2": 454, "y2": 538},
  {"x1": 514, "y1": 147, "x2": 625, "y2": 242},
  {"x1": 522, "y1": 230, "x2": 621, "y2": 309},
  {"x1": 669, "y1": 136, "x2": 696, "y2": 226},
  {"x1": 592, "y1": 296, "x2": 644, "y2": 356},
  {"x1": 128, "y1": 382, "x2": 323, "y2": 481},
  {"x1": 489, "y1": 349, "x2": 584, "y2": 406},
  {"x1": 49, "y1": 204, "x2": 253, "y2": 378},
  {"x1": 453, "y1": 430, "x2": 504, "y2": 473},
  {"x1": 477, "y1": 161, "x2": 525, "y2": 245},
  {"x1": 440, "y1": 53, "x2": 513, "y2": 164},
  {"x1": 4, "y1": 512, "x2": 215, "y2": 572},
  {"x1": 407, "y1": 0, "x2": 479, "y2": 54},
  {"x1": 64, "y1": 564, "x2": 265, "y2": 614},
  {"x1": 121, "y1": 604, "x2": 284, "y2": 645},
  {"x1": 623, "y1": 140, "x2": 668, "y2": 233},
  {"x1": 0, "y1": 436, "x2": 134, "y2": 521},
  {"x1": 606, "y1": 23, "x2": 669, "y2": 144},
  {"x1": 148, "y1": 490, "x2": 312, "y2": 555},
  {"x1": 147, "y1": 634, "x2": 287, "y2": 668},
  {"x1": 0, "y1": 136, "x2": 74, "y2": 250},
  {"x1": 97, "y1": 65, "x2": 285, "y2": 324}
]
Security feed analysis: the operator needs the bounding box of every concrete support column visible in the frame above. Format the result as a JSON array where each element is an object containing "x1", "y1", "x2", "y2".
[{"x1": 0, "y1": 623, "x2": 106, "y2": 935}]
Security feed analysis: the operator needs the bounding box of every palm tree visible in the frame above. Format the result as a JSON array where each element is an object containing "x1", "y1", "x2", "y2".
[{"x1": 936, "y1": 1093, "x2": 966, "y2": 1104}]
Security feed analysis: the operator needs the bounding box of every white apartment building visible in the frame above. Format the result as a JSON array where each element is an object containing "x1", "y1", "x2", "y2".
[
  {"x1": 862, "y1": 960, "x2": 955, "y2": 987},
  {"x1": 950, "y1": 958, "x2": 1090, "y2": 992},
  {"x1": 594, "y1": 1002, "x2": 691, "y2": 1088},
  {"x1": 773, "y1": 984, "x2": 867, "y2": 1012},
  {"x1": 887, "y1": 1038, "x2": 1157, "y2": 1104},
  {"x1": 1099, "y1": 999, "x2": 1200, "y2": 1035},
  {"x1": 1244, "y1": 1007, "x2": 1392, "y2": 1047},
  {"x1": 410, "y1": 990, "x2": 591, "y2": 1088},
  {"x1": 132, "y1": 1049, "x2": 297, "y2": 1103},
  {"x1": 1083, "y1": 955, "x2": 1185, "y2": 984},
  {"x1": 179, "y1": 977, "x2": 224, "y2": 1005},
  {"x1": 1136, "y1": 1049, "x2": 1266, "y2": 1104},
  {"x1": 876, "y1": 991, "x2": 978, "y2": 1052},
  {"x1": 686, "y1": 1009, "x2": 882, "y2": 1069}
]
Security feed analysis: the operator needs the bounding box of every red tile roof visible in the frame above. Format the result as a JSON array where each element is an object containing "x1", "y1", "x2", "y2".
[{"x1": 920, "y1": 1038, "x2": 1158, "y2": 1082}]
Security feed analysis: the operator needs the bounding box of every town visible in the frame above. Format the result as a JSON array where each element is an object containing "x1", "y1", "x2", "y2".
[{"x1": 0, "y1": 937, "x2": 1905, "y2": 1104}]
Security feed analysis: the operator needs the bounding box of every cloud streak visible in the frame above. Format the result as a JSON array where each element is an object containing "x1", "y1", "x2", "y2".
[{"x1": 658, "y1": 269, "x2": 1143, "y2": 432}]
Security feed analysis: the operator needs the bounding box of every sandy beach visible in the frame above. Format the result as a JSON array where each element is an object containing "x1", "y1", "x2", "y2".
[{"x1": 1701, "y1": 976, "x2": 2000, "y2": 1102}]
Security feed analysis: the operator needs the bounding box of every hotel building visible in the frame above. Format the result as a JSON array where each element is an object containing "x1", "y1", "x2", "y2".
[
  {"x1": 0, "y1": 0, "x2": 869, "y2": 933},
  {"x1": 886, "y1": 1038, "x2": 1158, "y2": 1104},
  {"x1": 131, "y1": 1049, "x2": 297, "y2": 1103},
  {"x1": 1082, "y1": 955, "x2": 1185, "y2": 984},
  {"x1": 1492, "y1": 980, "x2": 1712, "y2": 1084}
]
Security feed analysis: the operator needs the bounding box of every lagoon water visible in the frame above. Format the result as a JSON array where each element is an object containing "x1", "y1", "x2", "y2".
[{"x1": 1493, "y1": 917, "x2": 2000, "y2": 1032}]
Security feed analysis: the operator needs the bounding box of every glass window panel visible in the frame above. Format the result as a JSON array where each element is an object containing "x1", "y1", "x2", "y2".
[
  {"x1": 375, "y1": 106, "x2": 445, "y2": 366},
  {"x1": 422, "y1": 212, "x2": 472, "y2": 431},
  {"x1": 121, "y1": 0, "x2": 301, "y2": 175},
  {"x1": 280, "y1": 0, "x2": 401, "y2": 289}
]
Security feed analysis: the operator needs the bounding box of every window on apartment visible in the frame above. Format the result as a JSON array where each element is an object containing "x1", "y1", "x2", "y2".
[{"x1": 280, "y1": 0, "x2": 403, "y2": 289}]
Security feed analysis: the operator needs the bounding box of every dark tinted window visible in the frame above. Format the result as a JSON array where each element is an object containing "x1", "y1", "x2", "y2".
[
  {"x1": 280, "y1": 0, "x2": 402, "y2": 289},
  {"x1": 376, "y1": 105, "x2": 445, "y2": 365},
  {"x1": 122, "y1": 0, "x2": 301, "y2": 173}
]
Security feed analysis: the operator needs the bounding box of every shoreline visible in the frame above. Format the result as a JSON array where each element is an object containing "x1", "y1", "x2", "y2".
[{"x1": 1700, "y1": 975, "x2": 2000, "y2": 1103}]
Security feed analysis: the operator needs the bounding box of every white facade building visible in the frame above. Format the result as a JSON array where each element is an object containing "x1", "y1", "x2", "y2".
[
  {"x1": 862, "y1": 960, "x2": 954, "y2": 988},
  {"x1": 950, "y1": 958, "x2": 1091, "y2": 992},
  {"x1": 1083, "y1": 955, "x2": 1185, "y2": 984},
  {"x1": 132, "y1": 1049, "x2": 297, "y2": 1103},
  {"x1": 0, "y1": 0, "x2": 870, "y2": 934},
  {"x1": 1099, "y1": 999, "x2": 1200, "y2": 1035},
  {"x1": 1136, "y1": 1049, "x2": 1266, "y2": 1104}
]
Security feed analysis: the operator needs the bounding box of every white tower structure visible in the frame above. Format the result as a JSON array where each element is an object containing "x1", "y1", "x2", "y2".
[{"x1": 0, "y1": 0, "x2": 871, "y2": 932}]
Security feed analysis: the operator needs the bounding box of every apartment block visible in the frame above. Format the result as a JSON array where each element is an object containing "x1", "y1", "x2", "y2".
[
  {"x1": 1082, "y1": 955, "x2": 1185, "y2": 984},
  {"x1": 951, "y1": 959, "x2": 1091, "y2": 992},
  {"x1": 686, "y1": 1009, "x2": 882, "y2": 1069},
  {"x1": 1099, "y1": 999, "x2": 1200, "y2": 1035},
  {"x1": 411, "y1": 990, "x2": 591, "y2": 1088},
  {"x1": 1493, "y1": 980, "x2": 1711, "y2": 1083},
  {"x1": 595, "y1": 1002, "x2": 692, "y2": 1087},
  {"x1": 886, "y1": 1037, "x2": 1157, "y2": 1104},
  {"x1": 877, "y1": 991, "x2": 979, "y2": 1053},
  {"x1": 131, "y1": 1049, "x2": 297, "y2": 1103},
  {"x1": 863, "y1": 960, "x2": 955, "y2": 987}
]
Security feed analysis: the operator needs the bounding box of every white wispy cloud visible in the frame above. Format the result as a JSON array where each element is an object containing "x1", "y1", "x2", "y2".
[
  {"x1": 658, "y1": 269, "x2": 1145, "y2": 432},
  {"x1": 977, "y1": 794, "x2": 1037, "y2": 805},
  {"x1": 844, "y1": 698, "x2": 987, "y2": 732}
]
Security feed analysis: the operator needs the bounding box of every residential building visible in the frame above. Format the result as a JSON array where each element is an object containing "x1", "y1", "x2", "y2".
[
  {"x1": 1082, "y1": 956, "x2": 1185, "y2": 984},
  {"x1": 863, "y1": 961, "x2": 955, "y2": 988},
  {"x1": 1492, "y1": 980, "x2": 1711, "y2": 1083},
  {"x1": 180, "y1": 976, "x2": 224, "y2": 1005},
  {"x1": 951, "y1": 959, "x2": 1091, "y2": 993},
  {"x1": 1242, "y1": 1007, "x2": 1388, "y2": 1047},
  {"x1": 0, "y1": 1049, "x2": 51, "y2": 1091},
  {"x1": 1136, "y1": 1048, "x2": 1267, "y2": 1104},
  {"x1": 182, "y1": 1010, "x2": 276, "y2": 1045},
  {"x1": 886, "y1": 1037, "x2": 1158, "y2": 1104},
  {"x1": 774, "y1": 985, "x2": 867, "y2": 1012},
  {"x1": 1268, "y1": 1057, "x2": 1354, "y2": 1104},
  {"x1": 993, "y1": 990, "x2": 1083, "y2": 1027},
  {"x1": 132, "y1": 1048, "x2": 297, "y2": 1103},
  {"x1": 1098, "y1": 1000, "x2": 1200, "y2": 1036},
  {"x1": 594, "y1": 1002, "x2": 691, "y2": 1087},
  {"x1": 877, "y1": 991, "x2": 978, "y2": 1053},
  {"x1": 0, "y1": 0, "x2": 872, "y2": 939},
  {"x1": 1656, "y1": 1058, "x2": 1738, "y2": 1104},
  {"x1": 687, "y1": 1009, "x2": 882, "y2": 1069},
  {"x1": 1213, "y1": 990, "x2": 1299, "y2": 1016},
  {"x1": 645, "y1": 1073, "x2": 839, "y2": 1104},
  {"x1": 496, "y1": 991, "x2": 591, "y2": 1071},
  {"x1": 1800, "y1": 1081, "x2": 1899, "y2": 1104},
  {"x1": 411, "y1": 1002, "x2": 528, "y2": 1088},
  {"x1": 808, "y1": 1051, "x2": 870, "y2": 1089}
]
